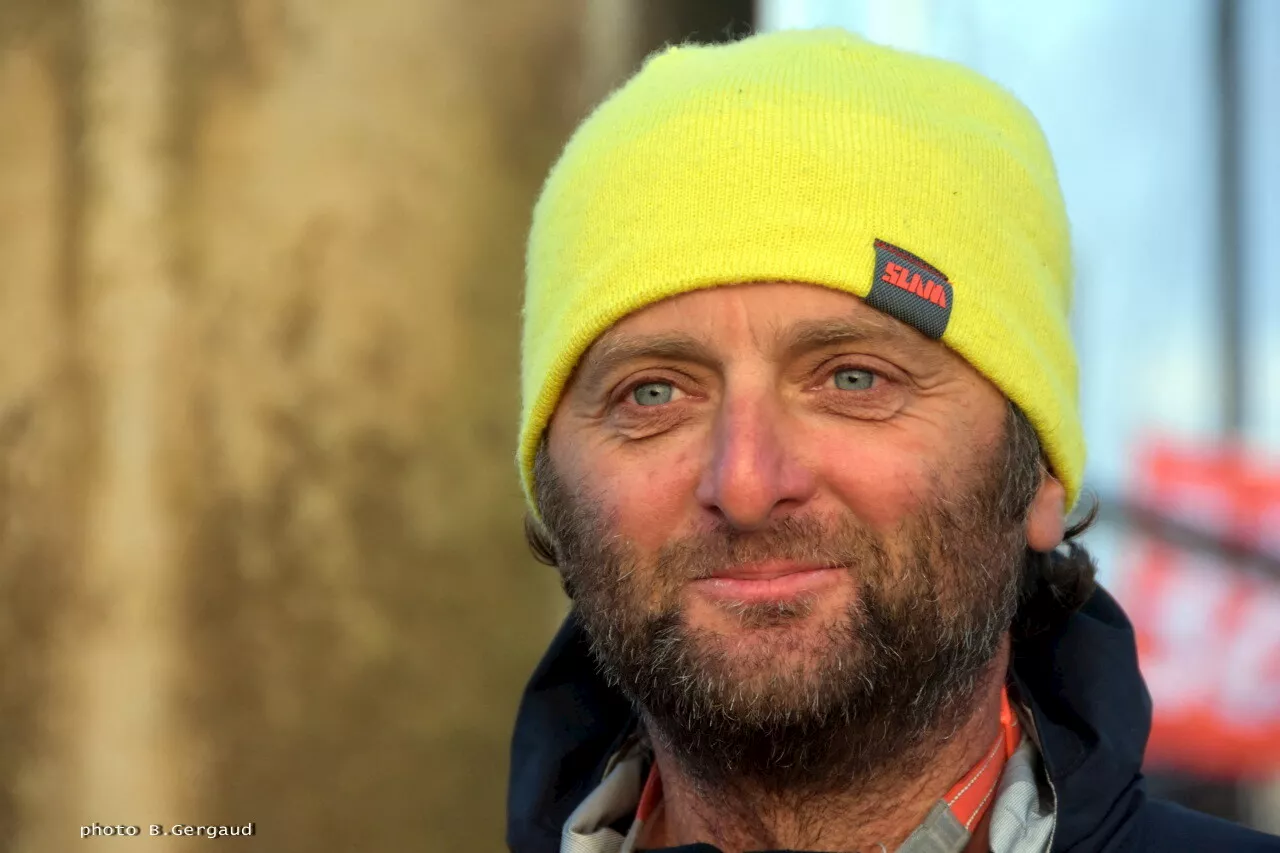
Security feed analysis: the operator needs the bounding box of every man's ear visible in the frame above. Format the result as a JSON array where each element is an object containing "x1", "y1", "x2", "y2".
[{"x1": 1025, "y1": 471, "x2": 1066, "y2": 552}]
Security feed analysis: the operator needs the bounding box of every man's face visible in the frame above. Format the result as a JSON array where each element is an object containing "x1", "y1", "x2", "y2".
[{"x1": 541, "y1": 282, "x2": 1063, "y2": 794}]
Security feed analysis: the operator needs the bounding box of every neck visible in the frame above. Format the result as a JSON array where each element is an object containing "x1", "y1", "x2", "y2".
[{"x1": 640, "y1": 637, "x2": 1012, "y2": 853}]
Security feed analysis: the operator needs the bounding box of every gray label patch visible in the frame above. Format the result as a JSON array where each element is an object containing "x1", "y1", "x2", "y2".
[{"x1": 865, "y1": 239, "x2": 954, "y2": 340}]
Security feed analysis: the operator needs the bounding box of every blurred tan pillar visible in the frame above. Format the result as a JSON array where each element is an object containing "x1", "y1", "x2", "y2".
[
  {"x1": 72, "y1": 1, "x2": 183, "y2": 848},
  {"x1": 0, "y1": 1, "x2": 644, "y2": 851}
]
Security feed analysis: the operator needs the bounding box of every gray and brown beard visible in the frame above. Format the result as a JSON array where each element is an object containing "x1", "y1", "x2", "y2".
[{"x1": 536, "y1": 434, "x2": 1030, "y2": 802}]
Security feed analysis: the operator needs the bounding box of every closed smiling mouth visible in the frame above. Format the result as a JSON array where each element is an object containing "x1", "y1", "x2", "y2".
[{"x1": 691, "y1": 561, "x2": 847, "y2": 603}]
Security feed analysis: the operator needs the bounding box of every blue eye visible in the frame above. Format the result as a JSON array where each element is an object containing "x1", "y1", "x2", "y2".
[
  {"x1": 632, "y1": 382, "x2": 675, "y2": 406},
  {"x1": 832, "y1": 368, "x2": 875, "y2": 391}
]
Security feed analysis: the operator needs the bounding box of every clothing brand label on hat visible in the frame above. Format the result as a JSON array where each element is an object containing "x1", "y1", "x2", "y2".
[{"x1": 866, "y1": 240, "x2": 954, "y2": 340}]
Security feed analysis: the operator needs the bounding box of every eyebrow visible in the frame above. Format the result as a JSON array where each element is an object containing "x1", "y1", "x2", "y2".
[
  {"x1": 575, "y1": 333, "x2": 719, "y2": 398},
  {"x1": 773, "y1": 316, "x2": 912, "y2": 361}
]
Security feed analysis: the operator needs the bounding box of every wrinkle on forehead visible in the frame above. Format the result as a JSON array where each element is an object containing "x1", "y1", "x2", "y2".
[{"x1": 614, "y1": 282, "x2": 919, "y2": 345}]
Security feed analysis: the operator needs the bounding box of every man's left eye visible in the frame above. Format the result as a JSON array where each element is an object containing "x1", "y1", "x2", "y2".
[{"x1": 831, "y1": 368, "x2": 875, "y2": 391}]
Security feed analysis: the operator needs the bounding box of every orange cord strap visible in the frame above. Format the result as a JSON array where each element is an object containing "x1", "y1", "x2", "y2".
[{"x1": 943, "y1": 686, "x2": 1022, "y2": 831}]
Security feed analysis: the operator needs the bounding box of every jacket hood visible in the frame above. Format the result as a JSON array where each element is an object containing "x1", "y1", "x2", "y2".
[
  {"x1": 506, "y1": 585, "x2": 1153, "y2": 853},
  {"x1": 1008, "y1": 587, "x2": 1152, "y2": 851}
]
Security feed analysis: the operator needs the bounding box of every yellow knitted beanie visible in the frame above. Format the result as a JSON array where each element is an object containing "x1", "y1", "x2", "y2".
[{"x1": 519, "y1": 28, "x2": 1083, "y2": 513}]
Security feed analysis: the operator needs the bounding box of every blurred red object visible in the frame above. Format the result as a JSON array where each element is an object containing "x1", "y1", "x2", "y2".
[{"x1": 1114, "y1": 440, "x2": 1280, "y2": 780}]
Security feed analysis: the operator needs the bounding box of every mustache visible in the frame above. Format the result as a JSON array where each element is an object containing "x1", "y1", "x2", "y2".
[{"x1": 647, "y1": 514, "x2": 888, "y2": 582}]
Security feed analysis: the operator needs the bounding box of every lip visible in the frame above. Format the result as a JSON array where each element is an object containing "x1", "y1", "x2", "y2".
[
  {"x1": 691, "y1": 561, "x2": 845, "y2": 603},
  {"x1": 708, "y1": 560, "x2": 839, "y2": 581}
]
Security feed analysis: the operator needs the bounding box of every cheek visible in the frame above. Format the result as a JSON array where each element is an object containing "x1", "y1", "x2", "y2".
[
  {"x1": 817, "y1": 439, "x2": 937, "y2": 531},
  {"x1": 595, "y1": 449, "x2": 702, "y2": 554}
]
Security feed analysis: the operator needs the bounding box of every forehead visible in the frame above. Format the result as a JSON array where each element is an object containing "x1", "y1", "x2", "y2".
[{"x1": 587, "y1": 281, "x2": 925, "y2": 359}]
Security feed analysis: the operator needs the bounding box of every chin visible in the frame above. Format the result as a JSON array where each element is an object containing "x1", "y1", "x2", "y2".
[
  {"x1": 682, "y1": 598, "x2": 863, "y2": 674},
  {"x1": 685, "y1": 585, "x2": 852, "y2": 634}
]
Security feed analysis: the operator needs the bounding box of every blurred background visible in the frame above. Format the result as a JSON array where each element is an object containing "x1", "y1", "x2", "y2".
[{"x1": 0, "y1": 0, "x2": 1274, "y2": 851}]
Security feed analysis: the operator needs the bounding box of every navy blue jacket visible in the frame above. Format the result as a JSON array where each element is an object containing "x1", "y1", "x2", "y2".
[{"x1": 507, "y1": 586, "x2": 1280, "y2": 852}]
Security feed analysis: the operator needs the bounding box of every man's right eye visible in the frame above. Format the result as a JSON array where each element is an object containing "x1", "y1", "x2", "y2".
[{"x1": 630, "y1": 381, "x2": 676, "y2": 406}]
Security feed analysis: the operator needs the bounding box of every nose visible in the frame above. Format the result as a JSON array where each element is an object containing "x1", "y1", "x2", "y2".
[{"x1": 694, "y1": 392, "x2": 818, "y2": 531}]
